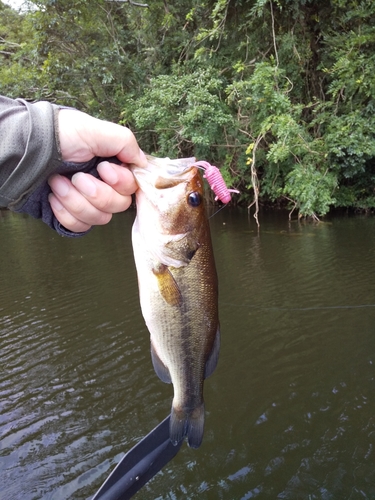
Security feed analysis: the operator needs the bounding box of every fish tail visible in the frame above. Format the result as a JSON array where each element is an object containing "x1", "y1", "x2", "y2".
[{"x1": 170, "y1": 403, "x2": 205, "y2": 449}]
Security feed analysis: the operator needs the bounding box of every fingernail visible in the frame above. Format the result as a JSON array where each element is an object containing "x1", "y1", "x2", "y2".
[
  {"x1": 49, "y1": 175, "x2": 69, "y2": 197},
  {"x1": 48, "y1": 194, "x2": 64, "y2": 212},
  {"x1": 97, "y1": 162, "x2": 118, "y2": 185},
  {"x1": 71, "y1": 172, "x2": 97, "y2": 196}
]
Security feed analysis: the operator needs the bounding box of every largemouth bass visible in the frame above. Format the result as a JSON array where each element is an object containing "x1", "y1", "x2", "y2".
[{"x1": 131, "y1": 156, "x2": 220, "y2": 449}]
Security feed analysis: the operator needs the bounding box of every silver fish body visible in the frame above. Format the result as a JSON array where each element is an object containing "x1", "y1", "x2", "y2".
[{"x1": 131, "y1": 156, "x2": 220, "y2": 448}]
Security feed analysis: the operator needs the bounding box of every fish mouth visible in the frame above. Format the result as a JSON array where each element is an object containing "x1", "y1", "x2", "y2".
[
  {"x1": 146, "y1": 156, "x2": 198, "y2": 181},
  {"x1": 132, "y1": 156, "x2": 199, "y2": 192},
  {"x1": 161, "y1": 163, "x2": 195, "y2": 178}
]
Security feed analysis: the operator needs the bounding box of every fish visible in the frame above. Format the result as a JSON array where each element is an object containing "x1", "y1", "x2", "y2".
[{"x1": 130, "y1": 156, "x2": 220, "y2": 449}]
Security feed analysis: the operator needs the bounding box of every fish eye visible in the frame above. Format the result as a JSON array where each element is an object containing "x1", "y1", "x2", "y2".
[{"x1": 187, "y1": 192, "x2": 202, "y2": 207}]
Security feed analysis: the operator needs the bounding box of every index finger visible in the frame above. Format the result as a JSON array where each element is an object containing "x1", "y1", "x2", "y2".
[{"x1": 96, "y1": 161, "x2": 138, "y2": 196}]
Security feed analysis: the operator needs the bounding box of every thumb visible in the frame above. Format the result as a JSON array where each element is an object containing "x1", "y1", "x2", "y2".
[{"x1": 58, "y1": 109, "x2": 147, "y2": 168}]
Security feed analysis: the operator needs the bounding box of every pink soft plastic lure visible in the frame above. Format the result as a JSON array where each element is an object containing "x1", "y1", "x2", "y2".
[{"x1": 193, "y1": 161, "x2": 240, "y2": 204}]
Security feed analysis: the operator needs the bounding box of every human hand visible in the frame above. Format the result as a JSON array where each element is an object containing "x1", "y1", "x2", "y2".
[{"x1": 48, "y1": 109, "x2": 147, "y2": 233}]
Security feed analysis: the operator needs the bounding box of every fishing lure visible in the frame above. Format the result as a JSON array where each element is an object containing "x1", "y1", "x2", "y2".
[{"x1": 193, "y1": 161, "x2": 240, "y2": 204}]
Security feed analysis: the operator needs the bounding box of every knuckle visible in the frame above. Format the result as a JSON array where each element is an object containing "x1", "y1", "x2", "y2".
[
  {"x1": 95, "y1": 212, "x2": 112, "y2": 225},
  {"x1": 55, "y1": 213, "x2": 90, "y2": 233},
  {"x1": 97, "y1": 193, "x2": 115, "y2": 212},
  {"x1": 97, "y1": 191, "x2": 130, "y2": 213}
]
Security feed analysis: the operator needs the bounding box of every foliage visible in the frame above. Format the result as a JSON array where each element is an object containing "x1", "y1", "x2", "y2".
[
  {"x1": 0, "y1": 1, "x2": 40, "y2": 98},
  {"x1": 130, "y1": 67, "x2": 233, "y2": 160},
  {"x1": 2, "y1": 0, "x2": 375, "y2": 217},
  {"x1": 226, "y1": 60, "x2": 337, "y2": 217}
]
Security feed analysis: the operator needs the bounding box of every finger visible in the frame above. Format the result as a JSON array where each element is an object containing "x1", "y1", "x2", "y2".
[
  {"x1": 48, "y1": 194, "x2": 93, "y2": 233},
  {"x1": 96, "y1": 161, "x2": 138, "y2": 196},
  {"x1": 58, "y1": 109, "x2": 148, "y2": 168},
  {"x1": 48, "y1": 174, "x2": 114, "y2": 226},
  {"x1": 71, "y1": 171, "x2": 134, "y2": 212}
]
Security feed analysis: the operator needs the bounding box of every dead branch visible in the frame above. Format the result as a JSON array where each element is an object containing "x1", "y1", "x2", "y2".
[
  {"x1": 0, "y1": 37, "x2": 22, "y2": 47},
  {"x1": 283, "y1": 196, "x2": 298, "y2": 220},
  {"x1": 247, "y1": 133, "x2": 263, "y2": 227},
  {"x1": 270, "y1": 0, "x2": 279, "y2": 68},
  {"x1": 105, "y1": 0, "x2": 149, "y2": 6}
]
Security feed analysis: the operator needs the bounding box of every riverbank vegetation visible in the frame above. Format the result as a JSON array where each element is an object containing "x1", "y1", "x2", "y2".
[{"x1": 1, "y1": 0, "x2": 375, "y2": 218}]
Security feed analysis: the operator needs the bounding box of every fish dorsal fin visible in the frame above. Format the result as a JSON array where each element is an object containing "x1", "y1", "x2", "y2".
[
  {"x1": 204, "y1": 326, "x2": 220, "y2": 379},
  {"x1": 151, "y1": 342, "x2": 172, "y2": 384},
  {"x1": 152, "y1": 263, "x2": 182, "y2": 306}
]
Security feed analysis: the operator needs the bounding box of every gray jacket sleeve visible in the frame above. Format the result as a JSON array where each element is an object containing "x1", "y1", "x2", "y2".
[{"x1": 0, "y1": 96, "x2": 105, "y2": 237}]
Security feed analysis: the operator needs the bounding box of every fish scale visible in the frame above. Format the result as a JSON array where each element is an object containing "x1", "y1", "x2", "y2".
[{"x1": 130, "y1": 156, "x2": 220, "y2": 449}]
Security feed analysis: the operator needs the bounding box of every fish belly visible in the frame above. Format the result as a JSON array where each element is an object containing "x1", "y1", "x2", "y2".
[
  {"x1": 132, "y1": 217, "x2": 219, "y2": 449},
  {"x1": 149, "y1": 272, "x2": 208, "y2": 449}
]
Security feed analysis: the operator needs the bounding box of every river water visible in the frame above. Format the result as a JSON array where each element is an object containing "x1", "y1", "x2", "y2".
[{"x1": 0, "y1": 208, "x2": 374, "y2": 499}]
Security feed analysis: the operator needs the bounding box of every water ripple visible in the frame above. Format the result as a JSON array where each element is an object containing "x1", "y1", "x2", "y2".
[{"x1": 1, "y1": 210, "x2": 375, "y2": 498}]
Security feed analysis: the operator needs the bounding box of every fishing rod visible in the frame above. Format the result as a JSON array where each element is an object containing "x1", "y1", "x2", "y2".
[{"x1": 92, "y1": 415, "x2": 183, "y2": 500}]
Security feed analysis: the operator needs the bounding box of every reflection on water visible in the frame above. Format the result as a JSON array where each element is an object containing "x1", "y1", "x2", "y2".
[{"x1": 1, "y1": 209, "x2": 375, "y2": 499}]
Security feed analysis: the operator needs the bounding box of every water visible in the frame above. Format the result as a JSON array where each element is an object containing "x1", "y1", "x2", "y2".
[{"x1": 1, "y1": 208, "x2": 375, "y2": 499}]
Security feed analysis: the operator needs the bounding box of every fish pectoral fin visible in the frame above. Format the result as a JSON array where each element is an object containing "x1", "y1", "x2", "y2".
[
  {"x1": 204, "y1": 326, "x2": 220, "y2": 379},
  {"x1": 151, "y1": 342, "x2": 172, "y2": 384},
  {"x1": 152, "y1": 264, "x2": 182, "y2": 306}
]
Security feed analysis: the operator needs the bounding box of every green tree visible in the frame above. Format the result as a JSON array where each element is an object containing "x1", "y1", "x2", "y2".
[
  {"x1": 0, "y1": 1, "x2": 41, "y2": 98},
  {"x1": 2, "y1": 0, "x2": 375, "y2": 218}
]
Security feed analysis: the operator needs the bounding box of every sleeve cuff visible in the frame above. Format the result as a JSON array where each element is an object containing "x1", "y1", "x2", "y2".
[
  {"x1": 14, "y1": 157, "x2": 106, "y2": 237},
  {"x1": 0, "y1": 99, "x2": 61, "y2": 209}
]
